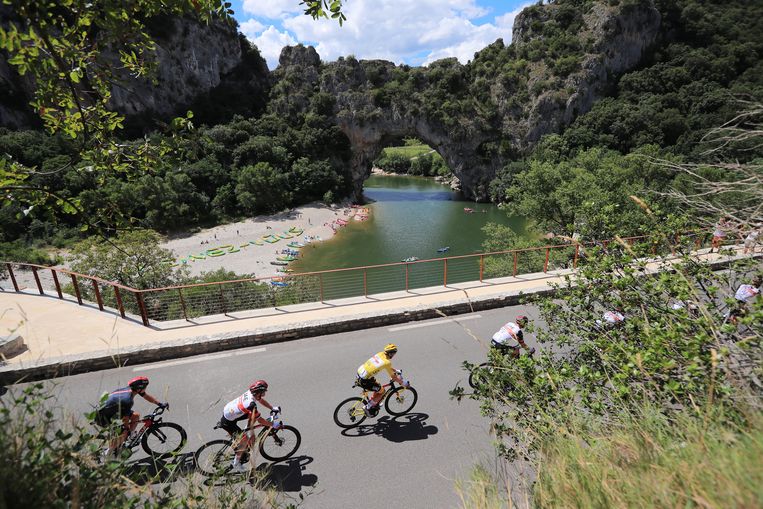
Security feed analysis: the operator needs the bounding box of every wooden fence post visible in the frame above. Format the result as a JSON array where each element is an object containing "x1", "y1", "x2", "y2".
[
  {"x1": 135, "y1": 292, "x2": 149, "y2": 326},
  {"x1": 443, "y1": 259, "x2": 448, "y2": 286},
  {"x1": 92, "y1": 279, "x2": 103, "y2": 310},
  {"x1": 178, "y1": 288, "x2": 189, "y2": 321},
  {"x1": 6, "y1": 263, "x2": 19, "y2": 291},
  {"x1": 114, "y1": 287, "x2": 126, "y2": 318},
  {"x1": 51, "y1": 269, "x2": 63, "y2": 299},
  {"x1": 479, "y1": 255, "x2": 484, "y2": 282},
  {"x1": 573, "y1": 244, "x2": 579, "y2": 269},
  {"x1": 31, "y1": 267, "x2": 43, "y2": 295},
  {"x1": 71, "y1": 274, "x2": 82, "y2": 304}
]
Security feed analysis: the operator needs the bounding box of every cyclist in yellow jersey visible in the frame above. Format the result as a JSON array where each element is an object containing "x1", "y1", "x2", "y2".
[{"x1": 357, "y1": 343, "x2": 409, "y2": 415}]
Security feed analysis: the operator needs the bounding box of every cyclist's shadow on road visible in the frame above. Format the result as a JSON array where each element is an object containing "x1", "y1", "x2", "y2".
[
  {"x1": 125, "y1": 452, "x2": 196, "y2": 484},
  {"x1": 257, "y1": 455, "x2": 318, "y2": 492},
  {"x1": 341, "y1": 412, "x2": 438, "y2": 442},
  {"x1": 126, "y1": 453, "x2": 318, "y2": 493}
]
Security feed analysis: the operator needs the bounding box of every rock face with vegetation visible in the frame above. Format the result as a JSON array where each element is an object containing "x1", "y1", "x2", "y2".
[
  {"x1": 272, "y1": 1, "x2": 661, "y2": 201},
  {"x1": 0, "y1": 13, "x2": 269, "y2": 128}
]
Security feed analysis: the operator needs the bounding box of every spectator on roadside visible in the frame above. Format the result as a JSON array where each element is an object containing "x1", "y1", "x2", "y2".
[
  {"x1": 711, "y1": 217, "x2": 730, "y2": 252},
  {"x1": 743, "y1": 224, "x2": 760, "y2": 254},
  {"x1": 670, "y1": 299, "x2": 700, "y2": 319},
  {"x1": 596, "y1": 307, "x2": 625, "y2": 328},
  {"x1": 728, "y1": 275, "x2": 762, "y2": 324}
]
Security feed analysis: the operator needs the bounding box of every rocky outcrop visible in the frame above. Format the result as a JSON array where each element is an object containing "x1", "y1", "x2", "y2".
[
  {"x1": 273, "y1": 1, "x2": 661, "y2": 201},
  {"x1": 0, "y1": 14, "x2": 266, "y2": 129}
]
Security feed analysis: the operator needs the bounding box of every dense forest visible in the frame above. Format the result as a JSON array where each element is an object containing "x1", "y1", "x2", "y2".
[{"x1": 1, "y1": 0, "x2": 762, "y2": 262}]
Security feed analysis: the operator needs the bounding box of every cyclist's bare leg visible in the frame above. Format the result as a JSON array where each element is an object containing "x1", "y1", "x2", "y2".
[
  {"x1": 232, "y1": 432, "x2": 251, "y2": 462},
  {"x1": 369, "y1": 387, "x2": 386, "y2": 407}
]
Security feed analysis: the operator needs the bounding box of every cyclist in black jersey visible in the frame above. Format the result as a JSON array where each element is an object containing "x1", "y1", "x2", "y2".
[{"x1": 95, "y1": 376, "x2": 166, "y2": 457}]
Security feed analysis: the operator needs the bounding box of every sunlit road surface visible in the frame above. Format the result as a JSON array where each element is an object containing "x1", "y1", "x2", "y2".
[{"x1": 42, "y1": 305, "x2": 537, "y2": 509}]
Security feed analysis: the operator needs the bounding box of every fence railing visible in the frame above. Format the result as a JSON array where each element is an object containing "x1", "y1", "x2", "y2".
[{"x1": 1, "y1": 230, "x2": 712, "y2": 327}]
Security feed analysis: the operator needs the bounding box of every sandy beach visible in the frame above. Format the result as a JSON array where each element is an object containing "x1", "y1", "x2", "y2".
[{"x1": 162, "y1": 201, "x2": 367, "y2": 279}]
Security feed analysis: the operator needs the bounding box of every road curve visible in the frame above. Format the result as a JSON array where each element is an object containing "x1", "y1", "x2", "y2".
[{"x1": 36, "y1": 305, "x2": 538, "y2": 509}]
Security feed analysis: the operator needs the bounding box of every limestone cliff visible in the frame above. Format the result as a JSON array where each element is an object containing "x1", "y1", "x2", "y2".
[
  {"x1": 0, "y1": 13, "x2": 268, "y2": 129},
  {"x1": 273, "y1": 1, "x2": 661, "y2": 201}
]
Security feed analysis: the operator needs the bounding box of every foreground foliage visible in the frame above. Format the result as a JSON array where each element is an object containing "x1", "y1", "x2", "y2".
[
  {"x1": 534, "y1": 409, "x2": 763, "y2": 509},
  {"x1": 0, "y1": 384, "x2": 283, "y2": 508}
]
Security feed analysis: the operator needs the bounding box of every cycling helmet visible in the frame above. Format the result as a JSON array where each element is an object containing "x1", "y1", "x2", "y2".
[
  {"x1": 384, "y1": 343, "x2": 398, "y2": 355},
  {"x1": 128, "y1": 376, "x2": 149, "y2": 391},
  {"x1": 516, "y1": 315, "x2": 528, "y2": 325},
  {"x1": 249, "y1": 379, "x2": 269, "y2": 394}
]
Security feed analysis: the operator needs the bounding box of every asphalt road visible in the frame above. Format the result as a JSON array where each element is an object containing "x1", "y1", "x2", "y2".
[{"x1": 34, "y1": 305, "x2": 538, "y2": 509}]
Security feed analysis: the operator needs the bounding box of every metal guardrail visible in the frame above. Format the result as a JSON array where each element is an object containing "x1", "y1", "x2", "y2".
[{"x1": 1, "y1": 231, "x2": 711, "y2": 327}]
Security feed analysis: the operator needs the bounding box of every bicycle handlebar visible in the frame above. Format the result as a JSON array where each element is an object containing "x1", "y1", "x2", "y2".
[{"x1": 146, "y1": 404, "x2": 168, "y2": 419}]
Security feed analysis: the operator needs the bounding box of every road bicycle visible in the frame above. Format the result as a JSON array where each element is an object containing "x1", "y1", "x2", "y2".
[
  {"x1": 194, "y1": 409, "x2": 301, "y2": 477},
  {"x1": 333, "y1": 369, "x2": 418, "y2": 429},
  {"x1": 101, "y1": 405, "x2": 187, "y2": 459},
  {"x1": 468, "y1": 347, "x2": 535, "y2": 389}
]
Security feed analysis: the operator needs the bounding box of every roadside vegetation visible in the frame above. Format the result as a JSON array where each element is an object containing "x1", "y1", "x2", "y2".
[
  {"x1": 460, "y1": 106, "x2": 763, "y2": 506},
  {"x1": 0, "y1": 384, "x2": 293, "y2": 508}
]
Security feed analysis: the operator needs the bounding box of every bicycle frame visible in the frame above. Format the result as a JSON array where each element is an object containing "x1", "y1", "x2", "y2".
[
  {"x1": 123, "y1": 406, "x2": 165, "y2": 449},
  {"x1": 227, "y1": 409, "x2": 284, "y2": 450},
  {"x1": 355, "y1": 368, "x2": 405, "y2": 400}
]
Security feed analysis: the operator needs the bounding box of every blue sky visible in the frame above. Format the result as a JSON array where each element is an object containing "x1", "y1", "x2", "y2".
[{"x1": 227, "y1": 0, "x2": 532, "y2": 69}]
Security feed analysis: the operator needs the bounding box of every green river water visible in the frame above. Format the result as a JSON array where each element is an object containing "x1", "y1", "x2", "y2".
[{"x1": 288, "y1": 175, "x2": 523, "y2": 298}]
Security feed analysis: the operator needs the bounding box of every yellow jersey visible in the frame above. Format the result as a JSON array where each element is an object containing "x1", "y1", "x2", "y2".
[{"x1": 357, "y1": 352, "x2": 394, "y2": 379}]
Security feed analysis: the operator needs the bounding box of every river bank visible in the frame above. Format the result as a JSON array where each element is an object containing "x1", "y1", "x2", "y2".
[{"x1": 161, "y1": 201, "x2": 362, "y2": 279}]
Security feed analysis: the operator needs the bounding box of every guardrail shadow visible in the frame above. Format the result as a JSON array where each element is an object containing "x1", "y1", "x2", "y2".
[{"x1": 340, "y1": 412, "x2": 438, "y2": 442}]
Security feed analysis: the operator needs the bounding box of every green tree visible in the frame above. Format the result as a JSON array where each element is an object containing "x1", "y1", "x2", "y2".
[
  {"x1": 68, "y1": 230, "x2": 186, "y2": 289},
  {"x1": 235, "y1": 162, "x2": 292, "y2": 214}
]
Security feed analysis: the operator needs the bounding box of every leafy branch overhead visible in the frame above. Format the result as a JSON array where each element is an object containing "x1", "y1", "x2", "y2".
[{"x1": 0, "y1": 0, "x2": 345, "y2": 233}]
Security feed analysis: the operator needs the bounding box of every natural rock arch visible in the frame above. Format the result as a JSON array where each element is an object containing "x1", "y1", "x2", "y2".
[{"x1": 273, "y1": 1, "x2": 660, "y2": 202}]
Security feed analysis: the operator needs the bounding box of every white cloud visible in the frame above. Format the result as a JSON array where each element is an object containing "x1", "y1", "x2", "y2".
[
  {"x1": 239, "y1": 18, "x2": 265, "y2": 38},
  {"x1": 242, "y1": 0, "x2": 302, "y2": 19},
  {"x1": 249, "y1": 26, "x2": 298, "y2": 68},
  {"x1": 243, "y1": 0, "x2": 534, "y2": 69}
]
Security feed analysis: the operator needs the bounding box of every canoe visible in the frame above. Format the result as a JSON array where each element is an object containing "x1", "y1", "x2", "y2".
[
  {"x1": 270, "y1": 261, "x2": 288, "y2": 266},
  {"x1": 262, "y1": 235, "x2": 279, "y2": 243},
  {"x1": 463, "y1": 207, "x2": 474, "y2": 213},
  {"x1": 402, "y1": 256, "x2": 419, "y2": 263},
  {"x1": 270, "y1": 281, "x2": 289, "y2": 287},
  {"x1": 437, "y1": 246, "x2": 450, "y2": 253},
  {"x1": 277, "y1": 232, "x2": 294, "y2": 239},
  {"x1": 276, "y1": 255, "x2": 296, "y2": 262},
  {"x1": 250, "y1": 239, "x2": 264, "y2": 246},
  {"x1": 287, "y1": 242, "x2": 304, "y2": 249},
  {"x1": 289, "y1": 227, "x2": 304, "y2": 235}
]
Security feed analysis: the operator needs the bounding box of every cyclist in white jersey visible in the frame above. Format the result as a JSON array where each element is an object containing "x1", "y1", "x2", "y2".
[
  {"x1": 219, "y1": 379, "x2": 280, "y2": 472},
  {"x1": 728, "y1": 276, "x2": 761, "y2": 324},
  {"x1": 491, "y1": 316, "x2": 534, "y2": 358}
]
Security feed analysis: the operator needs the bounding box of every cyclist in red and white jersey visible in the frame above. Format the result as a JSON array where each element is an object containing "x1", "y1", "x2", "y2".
[
  {"x1": 491, "y1": 316, "x2": 534, "y2": 358},
  {"x1": 219, "y1": 380, "x2": 280, "y2": 472}
]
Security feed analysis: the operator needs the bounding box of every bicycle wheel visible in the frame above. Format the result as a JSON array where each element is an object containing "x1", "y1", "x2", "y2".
[
  {"x1": 194, "y1": 439, "x2": 233, "y2": 477},
  {"x1": 468, "y1": 363, "x2": 492, "y2": 389},
  {"x1": 141, "y1": 422, "x2": 187, "y2": 458},
  {"x1": 333, "y1": 397, "x2": 367, "y2": 428},
  {"x1": 384, "y1": 386, "x2": 418, "y2": 416},
  {"x1": 259, "y1": 425, "x2": 301, "y2": 462}
]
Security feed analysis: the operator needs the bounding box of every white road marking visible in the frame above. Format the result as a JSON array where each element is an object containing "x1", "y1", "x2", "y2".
[
  {"x1": 388, "y1": 314, "x2": 482, "y2": 332},
  {"x1": 133, "y1": 347, "x2": 266, "y2": 371}
]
